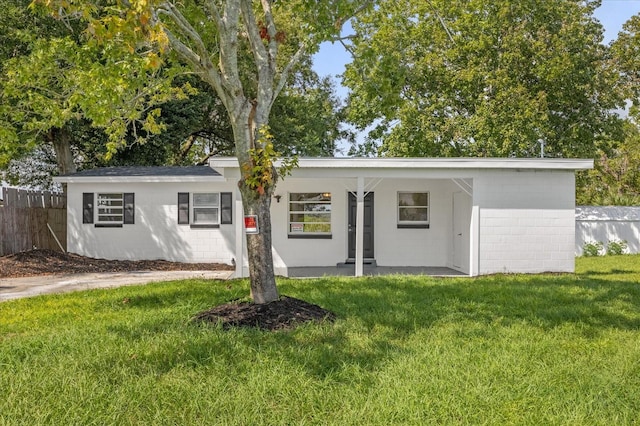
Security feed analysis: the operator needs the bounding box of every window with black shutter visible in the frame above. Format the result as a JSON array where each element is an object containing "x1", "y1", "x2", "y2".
[
  {"x1": 221, "y1": 192, "x2": 233, "y2": 224},
  {"x1": 123, "y1": 193, "x2": 135, "y2": 224},
  {"x1": 178, "y1": 192, "x2": 189, "y2": 224}
]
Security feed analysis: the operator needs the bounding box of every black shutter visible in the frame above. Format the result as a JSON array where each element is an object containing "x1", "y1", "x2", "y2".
[
  {"x1": 221, "y1": 192, "x2": 233, "y2": 224},
  {"x1": 178, "y1": 192, "x2": 189, "y2": 224},
  {"x1": 123, "y1": 193, "x2": 135, "y2": 224},
  {"x1": 82, "y1": 193, "x2": 94, "y2": 224}
]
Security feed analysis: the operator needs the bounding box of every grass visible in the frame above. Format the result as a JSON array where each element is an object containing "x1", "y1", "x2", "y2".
[{"x1": 1, "y1": 256, "x2": 640, "y2": 425}]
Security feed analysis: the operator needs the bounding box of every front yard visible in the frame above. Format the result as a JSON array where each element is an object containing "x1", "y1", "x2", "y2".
[{"x1": 1, "y1": 256, "x2": 639, "y2": 424}]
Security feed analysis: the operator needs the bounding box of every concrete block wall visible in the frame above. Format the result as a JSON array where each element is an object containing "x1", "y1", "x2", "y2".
[
  {"x1": 475, "y1": 170, "x2": 576, "y2": 274},
  {"x1": 373, "y1": 179, "x2": 458, "y2": 267},
  {"x1": 270, "y1": 177, "x2": 462, "y2": 268},
  {"x1": 66, "y1": 181, "x2": 237, "y2": 264}
]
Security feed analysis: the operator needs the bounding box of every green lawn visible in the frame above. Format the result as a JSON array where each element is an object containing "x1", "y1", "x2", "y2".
[{"x1": 1, "y1": 256, "x2": 640, "y2": 425}]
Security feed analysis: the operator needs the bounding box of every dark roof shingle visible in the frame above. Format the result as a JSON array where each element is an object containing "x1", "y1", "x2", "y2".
[{"x1": 66, "y1": 166, "x2": 220, "y2": 177}]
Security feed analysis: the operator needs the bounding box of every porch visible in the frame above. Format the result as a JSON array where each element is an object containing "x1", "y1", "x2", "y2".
[{"x1": 286, "y1": 265, "x2": 467, "y2": 278}]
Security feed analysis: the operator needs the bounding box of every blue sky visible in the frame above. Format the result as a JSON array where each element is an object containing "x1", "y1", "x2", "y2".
[{"x1": 313, "y1": 1, "x2": 640, "y2": 92}]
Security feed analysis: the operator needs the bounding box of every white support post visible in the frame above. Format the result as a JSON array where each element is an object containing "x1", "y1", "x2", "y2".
[
  {"x1": 470, "y1": 205, "x2": 480, "y2": 276},
  {"x1": 355, "y1": 176, "x2": 365, "y2": 277},
  {"x1": 235, "y1": 189, "x2": 244, "y2": 278}
]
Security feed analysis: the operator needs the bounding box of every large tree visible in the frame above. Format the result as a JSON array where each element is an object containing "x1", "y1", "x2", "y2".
[
  {"x1": 34, "y1": 0, "x2": 368, "y2": 303},
  {"x1": 0, "y1": 0, "x2": 187, "y2": 176},
  {"x1": 577, "y1": 121, "x2": 640, "y2": 205},
  {"x1": 343, "y1": 0, "x2": 623, "y2": 158},
  {"x1": 612, "y1": 13, "x2": 640, "y2": 124},
  {"x1": 3, "y1": 1, "x2": 348, "y2": 192},
  {"x1": 576, "y1": 12, "x2": 640, "y2": 205}
]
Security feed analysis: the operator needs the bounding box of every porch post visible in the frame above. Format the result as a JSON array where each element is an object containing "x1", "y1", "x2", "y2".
[
  {"x1": 235, "y1": 188, "x2": 244, "y2": 278},
  {"x1": 470, "y1": 204, "x2": 480, "y2": 276},
  {"x1": 355, "y1": 176, "x2": 365, "y2": 277}
]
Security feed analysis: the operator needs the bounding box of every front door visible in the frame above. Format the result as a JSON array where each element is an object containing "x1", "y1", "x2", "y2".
[{"x1": 348, "y1": 192, "x2": 374, "y2": 259}]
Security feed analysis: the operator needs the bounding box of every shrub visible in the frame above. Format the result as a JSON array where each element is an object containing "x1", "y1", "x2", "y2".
[
  {"x1": 582, "y1": 241, "x2": 603, "y2": 257},
  {"x1": 606, "y1": 240, "x2": 628, "y2": 256}
]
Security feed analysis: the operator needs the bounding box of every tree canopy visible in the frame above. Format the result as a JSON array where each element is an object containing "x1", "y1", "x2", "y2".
[
  {"x1": 1, "y1": 0, "x2": 349, "y2": 190},
  {"x1": 344, "y1": 0, "x2": 624, "y2": 158},
  {"x1": 578, "y1": 11, "x2": 640, "y2": 205}
]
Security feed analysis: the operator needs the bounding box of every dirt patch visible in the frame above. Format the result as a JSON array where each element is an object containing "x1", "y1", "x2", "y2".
[
  {"x1": 0, "y1": 249, "x2": 233, "y2": 278},
  {"x1": 194, "y1": 296, "x2": 337, "y2": 331}
]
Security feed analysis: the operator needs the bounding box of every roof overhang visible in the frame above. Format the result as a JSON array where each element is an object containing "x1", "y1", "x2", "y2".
[{"x1": 209, "y1": 157, "x2": 594, "y2": 179}]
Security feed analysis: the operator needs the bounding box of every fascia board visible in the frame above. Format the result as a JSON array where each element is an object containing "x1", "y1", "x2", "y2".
[{"x1": 209, "y1": 157, "x2": 594, "y2": 172}]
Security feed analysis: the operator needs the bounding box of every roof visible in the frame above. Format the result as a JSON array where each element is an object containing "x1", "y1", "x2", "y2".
[
  {"x1": 210, "y1": 157, "x2": 594, "y2": 171},
  {"x1": 54, "y1": 166, "x2": 223, "y2": 183},
  {"x1": 209, "y1": 157, "x2": 593, "y2": 180}
]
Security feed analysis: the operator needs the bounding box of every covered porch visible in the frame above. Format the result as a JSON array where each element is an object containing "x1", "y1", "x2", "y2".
[
  {"x1": 212, "y1": 158, "x2": 478, "y2": 278},
  {"x1": 287, "y1": 265, "x2": 467, "y2": 278}
]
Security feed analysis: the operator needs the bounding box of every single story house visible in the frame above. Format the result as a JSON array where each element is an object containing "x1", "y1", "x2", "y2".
[{"x1": 54, "y1": 157, "x2": 593, "y2": 278}]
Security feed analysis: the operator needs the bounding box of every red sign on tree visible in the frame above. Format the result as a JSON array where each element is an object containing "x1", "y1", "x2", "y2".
[{"x1": 244, "y1": 215, "x2": 259, "y2": 234}]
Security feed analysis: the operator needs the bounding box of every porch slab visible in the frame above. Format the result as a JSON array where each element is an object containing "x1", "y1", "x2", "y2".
[{"x1": 286, "y1": 265, "x2": 467, "y2": 278}]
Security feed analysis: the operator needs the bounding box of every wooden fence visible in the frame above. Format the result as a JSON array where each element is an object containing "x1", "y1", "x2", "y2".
[{"x1": 0, "y1": 187, "x2": 67, "y2": 256}]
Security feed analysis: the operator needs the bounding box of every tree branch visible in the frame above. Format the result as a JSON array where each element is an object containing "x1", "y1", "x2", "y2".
[
  {"x1": 260, "y1": 0, "x2": 278, "y2": 68},
  {"x1": 218, "y1": 1, "x2": 243, "y2": 101},
  {"x1": 202, "y1": 0, "x2": 224, "y2": 30},
  {"x1": 272, "y1": 42, "x2": 307, "y2": 106},
  {"x1": 157, "y1": 2, "x2": 211, "y2": 66},
  {"x1": 240, "y1": 0, "x2": 274, "y2": 124},
  {"x1": 154, "y1": 3, "x2": 235, "y2": 110}
]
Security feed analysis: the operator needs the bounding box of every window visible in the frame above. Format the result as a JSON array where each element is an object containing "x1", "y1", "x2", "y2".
[
  {"x1": 178, "y1": 192, "x2": 232, "y2": 228},
  {"x1": 398, "y1": 192, "x2": 429, "y2": 228},
  {"x1": 193, "y1": 193, "x2": 219, "y2": 225},
  {"x1": 86, "y1": 193, "x2": 134, "y2": 227},
  {"x1": 97, "y1": 193, "x2": 124, "y2": 224},
  {"x1": 288, "y1": 192, "x2": 332, "y2": 238}
]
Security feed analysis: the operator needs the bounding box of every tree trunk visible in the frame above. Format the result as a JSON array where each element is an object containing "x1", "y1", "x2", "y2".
[
  {"x1": 48, "y1": 126, "x2": 76, "y2": 175},
  {"x1": 239, "y1": 185, "x2": 279, "y2": 304},
  {"x1": 231, "y1": 102, "x2": 280, "y2": 304}
]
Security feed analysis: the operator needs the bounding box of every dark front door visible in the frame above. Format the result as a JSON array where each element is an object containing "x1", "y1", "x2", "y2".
[{"x1": 348, "y1": 192, "x2": 374, "y2": 259}]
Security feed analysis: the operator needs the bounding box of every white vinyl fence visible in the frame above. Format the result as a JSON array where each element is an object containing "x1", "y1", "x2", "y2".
[{"x1": 575, "y1": 206, "x2": 640, "y2": 256}]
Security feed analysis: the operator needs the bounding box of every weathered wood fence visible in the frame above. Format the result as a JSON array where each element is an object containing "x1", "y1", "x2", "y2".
[{"x1": 0, "y1": 187, "x2": 67, "y2": 256}]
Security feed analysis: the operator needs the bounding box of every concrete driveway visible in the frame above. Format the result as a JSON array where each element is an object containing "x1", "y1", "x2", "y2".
[{"x1": 0, "y1": 270, "x2": 234, "y2": 302}]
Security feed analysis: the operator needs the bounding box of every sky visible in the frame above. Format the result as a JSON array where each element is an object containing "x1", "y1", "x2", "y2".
[{"x1": 312, "y1": 1, "x2": 640, "y2": 96}]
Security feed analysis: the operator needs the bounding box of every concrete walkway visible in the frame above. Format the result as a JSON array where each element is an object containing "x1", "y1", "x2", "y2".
[
  {"x1": 0, "y1": 270, "x2": 234, "y2": 302},
  {"x1": 288, "y1": 265, "x2": 467, "y2": 278},
  {"x1": 0, "y1": 266, "x2": 466, "y2": 302}
]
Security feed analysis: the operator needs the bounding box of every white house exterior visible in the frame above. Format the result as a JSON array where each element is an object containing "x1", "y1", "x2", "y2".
[{"x1": 55, "y1": 157, "x2": 592, "y2": 277}]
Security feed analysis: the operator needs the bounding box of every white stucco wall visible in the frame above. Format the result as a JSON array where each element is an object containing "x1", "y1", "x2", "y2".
[
  {"x1": 62, "y1": 162, "x2": 583, "y2": 276},
  {"x1": 66, "y1": 181, "x2": 237, "y2": 264},
  {"x1": 474, "y1": 170, "x2": 576, "y2": 274},
  {"x1": 267, "y1": 178, "x2": 466, "y2": 269},
  {"x1": 575, "y1": 206, "x2": 640, "y2": 255},
  {"x1": 373, "y1": 179, "x2": 458, "y2": 268}
]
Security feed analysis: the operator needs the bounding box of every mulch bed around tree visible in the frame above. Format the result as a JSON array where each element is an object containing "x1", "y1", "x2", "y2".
[
  {"x1": 194, "y1": 296, "x2": 337, "y2": 331},
  {"x1": 0, "y1": 249, "x2": 234, "y2": 278}
]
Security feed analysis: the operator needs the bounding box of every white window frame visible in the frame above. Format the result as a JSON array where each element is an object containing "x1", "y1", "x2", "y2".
[
  {"x1": 397, "y1": 191, "x2": 429, "y2": 226},
  {"x1": 192, "y1": 192, "x2": 220, "y2": 225},
  {"x1": 288, "y1": 192, "x2": 332, "y2": 236},
  {"x1": 96, "y1": 193, "x2": 124, "y2": 224}
]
